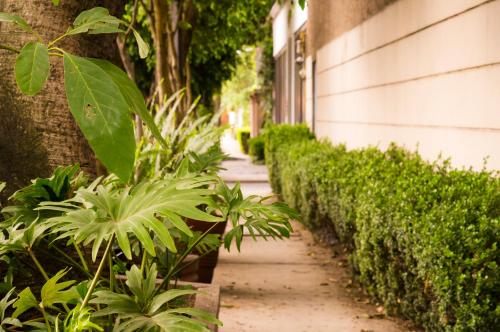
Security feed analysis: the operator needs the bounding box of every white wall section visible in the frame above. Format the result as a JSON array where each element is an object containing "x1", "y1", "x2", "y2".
[
  {"x1": 314, "y1": 0, "x2": 500, "y2": 169},
  {"x1": 272, "y1": 3, "x2": 289, "y2": 56}
]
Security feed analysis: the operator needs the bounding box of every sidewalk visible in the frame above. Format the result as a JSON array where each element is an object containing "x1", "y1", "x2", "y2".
[{"x1": 213, "y1": 134, "x2": 413, "y2": 332}]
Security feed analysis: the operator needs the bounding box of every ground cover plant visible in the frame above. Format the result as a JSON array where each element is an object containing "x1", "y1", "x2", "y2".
[
  {"x1": 265, "y1": 124, "x2": 500, "y2": 331},
  {"x1": 0, "y1": 6, "x2": 298, "y2": 330}
]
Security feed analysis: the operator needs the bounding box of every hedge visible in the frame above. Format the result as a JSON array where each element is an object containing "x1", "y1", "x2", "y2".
[
  {"x1": 236, "y1": 127, "x2": 251, "y2": 153},
  {"x1": 248, "y1": 135, "x2": 265, "y2": 161},
  {"x1": 265, "y1": 124, "x2": 500, "y2": 331}
]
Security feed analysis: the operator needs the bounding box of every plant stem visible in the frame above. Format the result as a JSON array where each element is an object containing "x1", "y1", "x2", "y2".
[
  {"x1": 27, "y1": 248, "x2": 49, "y2": 281},
  {"x1": 73, "y1": 242, "x2": 90, "y2": 274},
  {"x1": 40, "y1": 306, "x2": 52, "y2": 332},
  {"x1": 108, "y1": 249, "x2": 114, "y2": 292},
  {"x1": 40, "y1": 246, "x2": 92, "y2": 279},
  {"x1": 140, "y1": 250, "x2": 147, "y2": 273},
  {"x1": 0, "y1": 43, "x2": 19, "y2": 53},
  {"x1": 155, "y1": 222, "x2": 220, "y2": 295},
  {"x1": 81, "y1": 235, "x2": 115, "y2": 308},
  {"x1": 48, "y1": 34, "x2": 67, "y2": 48},
  {"x1": 169, "y1": 247, "x2": 216, "y2": 277}
]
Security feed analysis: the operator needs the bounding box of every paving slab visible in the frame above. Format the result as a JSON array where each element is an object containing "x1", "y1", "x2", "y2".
[{"x1": 215, "y1": 134, "x2": 415, "y2": 332}]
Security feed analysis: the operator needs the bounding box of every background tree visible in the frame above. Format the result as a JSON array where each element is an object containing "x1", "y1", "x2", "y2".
[
  {"x1": 126, "y1": 0, "x2": 273, "y2": 116},
  {"x1": 0, "y1": 0, "x2": 123, "y2": 201}
]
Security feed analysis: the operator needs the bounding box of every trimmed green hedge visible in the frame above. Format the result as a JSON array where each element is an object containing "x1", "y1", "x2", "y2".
[
  {"x1": 236, "y1": 127, "x2": 251, "y2": 153},
  {"x1": 265, "y1": 124, "x2": 500, "y2": 331},
  {"x1": 248, "y1": 135, "x2": 265, "y2": 161}
]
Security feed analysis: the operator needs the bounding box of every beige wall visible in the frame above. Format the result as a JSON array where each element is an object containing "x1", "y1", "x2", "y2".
[
  {"x1": 314, "y1": 0, "x2": 500, "y2": 169},
  {"x1": 307, "y1": 0, "x2": 396, "y2": 57}
]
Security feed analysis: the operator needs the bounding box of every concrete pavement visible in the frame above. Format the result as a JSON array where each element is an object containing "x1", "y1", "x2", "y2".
[{"x1": 213, "y1": 133, "x2": 414, "y2": 332}]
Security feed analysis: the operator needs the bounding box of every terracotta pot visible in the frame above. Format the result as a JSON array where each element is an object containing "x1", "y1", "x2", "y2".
[{"x1": 186, "y1": 219, "x2": 227, "y2": 283}]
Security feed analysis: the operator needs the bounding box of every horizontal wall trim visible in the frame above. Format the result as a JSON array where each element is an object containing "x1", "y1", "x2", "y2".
[
  {"x1": 317, "y1": 60, "x2": 500, "y2": 98},
  {"x1": 316, "y1": 0, "x2": 493, "y2": 76},
  {"x1": 315, "y1": 119, "x2": 500, "y2": 133}
]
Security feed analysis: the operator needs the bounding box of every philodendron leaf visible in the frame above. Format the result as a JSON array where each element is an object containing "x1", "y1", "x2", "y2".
[
  {"x1": 132, "y1": 29, "x2": 149, "y2": 59},
  {"x1": 12, "y1": 288, "x2": 37, "y2": 318},
  {"x1": 40, "y1": 269, "x2": 78, "y2": 308},
  {"x1": 63, "y1": 52, "x2": 136, "y2": 182},
  {"x1": 15, "y1": 42, "x2": 49, "y2": 95},
  {"x1": 67, "y1": 7, "x2": 123, "y2": 35},
  {"x1": 0, "y1": 13, "x2": 32, "y2": 32},
  {"x1": 89, "y1": 59, "x2": 167, "y2": 148}
]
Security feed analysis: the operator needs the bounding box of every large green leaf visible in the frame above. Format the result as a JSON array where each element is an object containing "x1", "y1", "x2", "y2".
[
  {"x1": 89, "y1": 59, "x2": 166, "y2": 149},
  {"x1": 63, "y1": 52, "x2": 136, "y2": 182},
  {"x1": 44, "y1": 177, "x2": 222, "y2": 261},
  {"x1": 0, "y1": 13, "x2": 32, "y2": 32},
  {"x1": 15, "y1": 42, "x2": 49, "y2": 96},
  {"x1": 67, "y1": 7, "x2": 123, "y2": 35}
]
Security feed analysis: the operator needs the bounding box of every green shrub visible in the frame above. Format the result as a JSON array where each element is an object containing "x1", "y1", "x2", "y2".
[
  {"x1": 236, "y1": 127, "x2": 251, "y2": 153},
  {"x1": 266, "y1": 124, "x2": 500, "y2": 331},
  {"x1": 264, "y1": 124, "x2": 315, "y2": 193},
  {"x1": 248, "y1": 135, "x2": 265, "y2": 161}
]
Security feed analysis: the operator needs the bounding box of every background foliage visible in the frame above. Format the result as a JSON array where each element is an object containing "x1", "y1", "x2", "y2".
[{"x1": 125, "y1": 0, "x2": 274, "y2": 112}]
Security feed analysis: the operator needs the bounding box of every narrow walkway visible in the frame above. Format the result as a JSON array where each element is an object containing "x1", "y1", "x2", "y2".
[{"x1": 214, "y1": 133, "x2": 412, "y2": 332}]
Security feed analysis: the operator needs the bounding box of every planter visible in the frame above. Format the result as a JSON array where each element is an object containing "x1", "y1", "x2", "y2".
[
  {"x1": 176, "y1": 280, "x2": 221, "y2": 332},
  {"x1": 186, "y1": 219, "x2": 228, "y2": 283}
]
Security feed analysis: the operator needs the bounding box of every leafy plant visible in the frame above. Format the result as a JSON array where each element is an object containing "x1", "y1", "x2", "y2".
[
  {"x1": 135, "y1": 91, "x2": 226, "y2": 180},
  {"x1": 91, "y1": 264, "x2": 220, "y2": 332},
  {"x1": 43, "y1": 176, "x2": 221, "y2": 262},
  {"x1": 0, "y1": 6, "x2": 299, "y2": 331},
  {"x1": 0, "y1": 288, "x2": 21, "y2": 331},
  {"x1": 0, "y1": 7, "x2": 151, "y2": 182}
]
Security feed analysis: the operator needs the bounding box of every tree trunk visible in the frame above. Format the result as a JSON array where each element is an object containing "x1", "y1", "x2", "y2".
[
  {"x1": 0, "y1": 0, "x2": 124, "y2": 201},
  {"x1": 152, "y1": 0, "x2": 170, "y2": 105}
]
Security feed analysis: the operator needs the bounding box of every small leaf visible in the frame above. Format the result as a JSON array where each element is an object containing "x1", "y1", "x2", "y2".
[
  {"x1": 41, "y1": 269, "x2": 78, "y2": 308},
  {"x1": 132, "y1": 29, "x2": 149, "y2": 58},
  {"x1": 67, "y1": 7, "x2": 122, "y2": 36},
  {"x1": 63, "y1": 53, "x2": 136, "y2": 181},
  {"x1": 0, "y1": 13, "x2": 32, "y2": 32},
  {"x1": 52, "y1": 0, "x2": 61, "y2": 5},
  {"x1": 149, "y1": 289, "x2": 197, "y2": 314},
  {"x1": 15, "y1": 42, "x2": 49, "y2": 95},
  {"x1": 12, "y1": 288, "x2": 38, "y2": 318}
]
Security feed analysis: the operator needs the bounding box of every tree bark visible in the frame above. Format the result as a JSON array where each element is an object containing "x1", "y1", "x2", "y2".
[
  {"x1": 151, "y1": 0, "x2": 170, "y2": 105},
  {"x1": 0, "y1": 0, "x2": 124, "y2": 201}
]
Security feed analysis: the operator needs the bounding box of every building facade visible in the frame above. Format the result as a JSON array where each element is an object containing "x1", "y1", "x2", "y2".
[{"x1": 272, "y1": 0, "x2": 500, "y2": 169}]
